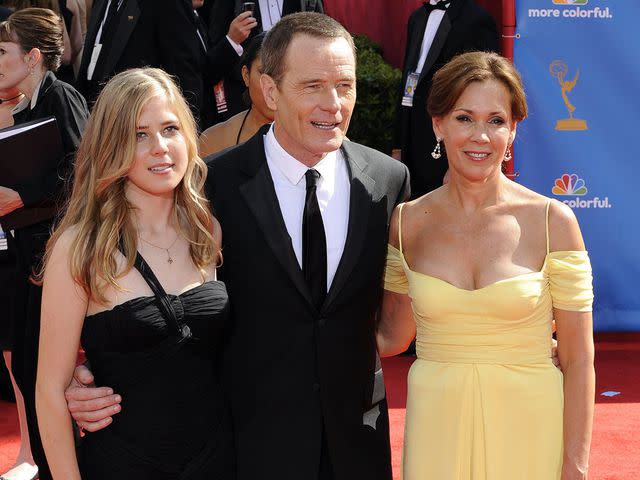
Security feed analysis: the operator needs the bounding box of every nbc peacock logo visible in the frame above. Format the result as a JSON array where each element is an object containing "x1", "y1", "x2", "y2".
[
  {"x1": 553, "y1": 0, "x2": 588, "y2": 4},
  {"x1": 551, "y1": 173, "x2": 612, "y2": 209},
  {"x1": 552, "y1": 174, "x2": 587, "y2": 196}
]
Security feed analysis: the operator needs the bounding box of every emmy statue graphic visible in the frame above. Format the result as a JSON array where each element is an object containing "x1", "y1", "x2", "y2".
[{"x1": 549, "y1": 60, "x2": 588, "y2": 131}]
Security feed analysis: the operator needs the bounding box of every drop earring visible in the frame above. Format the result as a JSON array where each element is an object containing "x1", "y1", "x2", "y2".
[
  {"x1": 431, "y1": 137, "x2": 442, "y2": 159},
  {"x1": 504, "y1": 144, "x2": 512, "y2": 161}
]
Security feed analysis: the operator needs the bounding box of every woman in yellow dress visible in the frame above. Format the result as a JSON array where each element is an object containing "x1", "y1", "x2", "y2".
[{"x1": 377, "y1": 51, "x2": 595, "y2": 480}]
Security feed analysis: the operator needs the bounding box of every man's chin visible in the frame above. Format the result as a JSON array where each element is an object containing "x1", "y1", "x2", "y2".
[{"x1": 319, "y1": 135, "x2": 345, "y2": 153}]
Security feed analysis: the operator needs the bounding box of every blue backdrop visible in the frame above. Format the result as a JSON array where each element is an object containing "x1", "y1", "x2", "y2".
[{"x1": 514, "y1": 0, "x2": 640, "y2": 331}]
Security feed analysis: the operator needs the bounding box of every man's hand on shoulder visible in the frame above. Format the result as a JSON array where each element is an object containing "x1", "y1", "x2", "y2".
[{"x1": 65, "y1": 364, "x2": 121, "y2": 432}]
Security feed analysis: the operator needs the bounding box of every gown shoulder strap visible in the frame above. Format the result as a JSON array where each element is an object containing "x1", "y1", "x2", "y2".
[
  {"x1": 398, "y1": 203, "x2": 406, "y2": 255},
  {"x1": 545, "y1": 200, "x2": 551, "y2": 255},
  {"x1": 122, "y1": 245, "x2": 186, "y2": 337}
]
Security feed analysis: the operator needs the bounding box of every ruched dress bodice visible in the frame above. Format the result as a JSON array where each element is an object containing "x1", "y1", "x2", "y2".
[
  {"x1": 384, "y1": 203, "x2": 593, "y2": 480},
  {"x1": 79, "y1": 281, "x2": 233, "y2": 479}
]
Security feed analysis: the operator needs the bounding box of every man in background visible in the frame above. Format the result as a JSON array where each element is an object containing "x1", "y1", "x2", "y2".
[{"x1": 76, "y1": 0, "x2": 203, "y2": 119}]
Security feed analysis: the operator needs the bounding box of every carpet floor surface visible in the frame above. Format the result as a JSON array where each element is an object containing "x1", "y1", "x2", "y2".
[{"x1": 1, "y1": 333, "x2": 638, "y2": 479}]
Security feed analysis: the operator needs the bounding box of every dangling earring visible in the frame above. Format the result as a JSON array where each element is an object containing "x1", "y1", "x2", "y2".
[
  {"x1": 431, "y1": 137, "x2": 442, "y2": 159},
  {"x1": 504, "y1": 144, "x2": 512, "y2": 162}
]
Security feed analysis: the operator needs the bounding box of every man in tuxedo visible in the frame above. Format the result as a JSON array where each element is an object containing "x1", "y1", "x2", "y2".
[
  {"x1": 207, "y1": 0, "x2": 325, "y2": 117},
  {"x1": 76, "y1": 0, "x2": 204, "y2": 119},
  {"x1": 393, "y1": 0, "x2": 499, "y2": 198},
  {"x1": 65, "y1": 12, "x2": 409, "y2": 480}
]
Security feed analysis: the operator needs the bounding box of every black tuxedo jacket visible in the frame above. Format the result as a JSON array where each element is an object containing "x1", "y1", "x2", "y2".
[
  {"x1": 205, "y1": 128, "x2": 408, "y2": 480},
  {"x1": 77, "y1": 0, "x2": 203, "y2": 117},
  {"x1": 394, "y1": 0, "x2": 498, "y2": 198}
]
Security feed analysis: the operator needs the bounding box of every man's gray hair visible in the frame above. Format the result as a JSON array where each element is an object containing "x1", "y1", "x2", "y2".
[{"x1": 261, "y1": 12, "x2": 356, "y2": 84}]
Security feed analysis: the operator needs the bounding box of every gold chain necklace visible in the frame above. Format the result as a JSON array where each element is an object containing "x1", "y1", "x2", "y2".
[{"x1": 139, "y1": 233, "x2": 180, "y2": 264}]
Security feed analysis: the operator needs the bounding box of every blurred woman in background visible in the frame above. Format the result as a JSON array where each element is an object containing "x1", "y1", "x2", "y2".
[
  {"x1": 0, "y1": 84, "x2": 35, "y2": 480},
  {"x1": 0, "y1": 8, "x2": 88, "y2": 479}
]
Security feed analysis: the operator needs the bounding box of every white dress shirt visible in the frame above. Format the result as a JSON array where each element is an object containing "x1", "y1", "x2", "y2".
[
  {"x1": 415, "y1": 0, "x2": 450, "y2": 75},
  {"x1": 264, "y1": 125, "x2": 350, "y2": 291},
  {"x1": 258, "y1": 0, "x2": 284, "y2": 31}
]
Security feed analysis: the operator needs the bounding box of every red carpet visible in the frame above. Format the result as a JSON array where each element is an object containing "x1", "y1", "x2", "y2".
[{"x1": 1, "y1": 334, "x2": 638, "y2": 479}]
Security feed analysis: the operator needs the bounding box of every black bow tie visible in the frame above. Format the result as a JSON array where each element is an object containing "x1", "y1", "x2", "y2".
[{"x1": 424, "y1": 1, "x2": 449, "y2": 13}]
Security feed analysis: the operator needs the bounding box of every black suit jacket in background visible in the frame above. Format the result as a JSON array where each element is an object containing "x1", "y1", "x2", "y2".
[
  {"x1": 192, "y1": 6, "x2": 241, "y2": 128},
  {"x1": 205, "y1": 127, "x2": 409, "y2": 480},
  {"x1": 77, "y1": 0, "x2": 203, "y2": 119},
  {"x1": 394, "y1": 0, "x2": 499, "y2": 198}
]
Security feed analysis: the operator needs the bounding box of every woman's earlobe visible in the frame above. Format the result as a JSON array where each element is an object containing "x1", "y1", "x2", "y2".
[{"x1": 241, "y1": 66, "x2": 250, "y2": 87}]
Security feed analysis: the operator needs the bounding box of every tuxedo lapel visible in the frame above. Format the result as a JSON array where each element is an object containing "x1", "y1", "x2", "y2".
[
  {"x1": 418, "y1": 0, "x2": 469, "y2": 84},
  {"x1": 99, "y1": 0, "x2": 140, "y2": 79},
  {"x1": 78, "y1": 0, "x2": 108, "y2": 80},
  {"x1": 418, "y1": 12, "x2": 451, "y2": 84},
  {"x1": 324, "y1": 142, "x2": 374, "y2": 311},
  {"x1": 407, "y1": 7, "x2": 428, "y2": 73},
  {"x1": 238, "y1": 133, "x2": 314, "y2": 307}
]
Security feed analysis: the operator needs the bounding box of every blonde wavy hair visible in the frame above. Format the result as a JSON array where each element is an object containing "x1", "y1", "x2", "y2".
[{"x1": 44, "y1": 68, "x2": 219, "y2": 304}]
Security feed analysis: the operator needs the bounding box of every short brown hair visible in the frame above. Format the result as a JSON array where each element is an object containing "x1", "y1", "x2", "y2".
[
  {"x1": 261, "y1": 12, "x2": 355, "y2": 84},
  {"x1": 0, "y1": 8, "x2": 64, "y2": 72},
  {"x1": 427, "y1": 51, "x2": 528, "y2": 122}
]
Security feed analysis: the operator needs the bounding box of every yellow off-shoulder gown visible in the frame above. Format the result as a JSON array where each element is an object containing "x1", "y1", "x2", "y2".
[{"x1": 384, "y1": 203, "x2": 593, "y2": 480}]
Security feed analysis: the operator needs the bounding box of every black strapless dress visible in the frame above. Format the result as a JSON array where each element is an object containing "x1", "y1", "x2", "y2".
[{"x1": 78, "y1": 253, "x2": 234, "y2": 479}]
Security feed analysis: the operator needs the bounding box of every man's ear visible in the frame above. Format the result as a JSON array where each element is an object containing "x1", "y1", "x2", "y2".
[{"x1": 260, "y1": 73, "x2": 278, "y2": 111}]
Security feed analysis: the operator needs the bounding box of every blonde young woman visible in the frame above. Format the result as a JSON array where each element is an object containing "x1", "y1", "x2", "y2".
[
  {"x1": 378, "y1": 52, "x2": 594, "y2": 480},
  {"x1": 36, "y1": 68, "x2": 234, "y2": 479}
]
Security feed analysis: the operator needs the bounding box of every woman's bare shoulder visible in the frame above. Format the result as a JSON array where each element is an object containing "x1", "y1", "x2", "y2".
[{"x1": 198, "y1": 112, "x2": 247, "y2": 157}]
